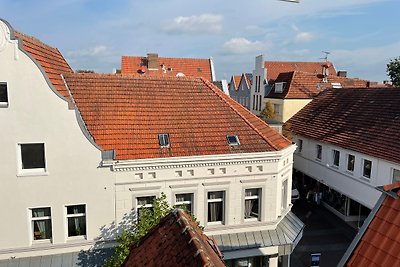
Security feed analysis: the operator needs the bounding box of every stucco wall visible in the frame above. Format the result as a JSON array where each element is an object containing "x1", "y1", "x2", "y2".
[
  {"x1": 0, "y1": 21, "x2": 115, "y2": 259},
  {"x1": 293, "y1": 136, "x2": 399, "y2": 208}
]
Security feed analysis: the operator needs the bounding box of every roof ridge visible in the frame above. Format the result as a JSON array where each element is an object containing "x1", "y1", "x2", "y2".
[
  {"x1": 201, "y1": 78, "x2": 280, "y2": 151},
  {"x1": 122, "y1": 55, "x2": 210, "y2": 61}
]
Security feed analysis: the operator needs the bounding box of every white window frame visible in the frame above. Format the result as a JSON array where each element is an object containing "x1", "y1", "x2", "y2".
[
  {"x1": 316, "y1": 144, "x2": 322, "y2": 160},
  {"x1": 31, "y1": 207, "x2": 52, "y2": 243},
  {"x1": 66, "y1": 204, "x2": 87, "y2": 239},
  {"x1": 207, "y1": 191, "x2": 225, "y2": 225},
  {"x1": 0, "y1": 82, "x2": 8, "y2": 108},
  {"x1": 332, "y1": 149, "x2": 340, "y2": 167},
  {"x1": 174, "y1": 193, "x2": 194, "y2": 214},
  {"x1": 362, "y1": 159, "x2": 372, "y2": 179},
  {"x1": 347, "y1": 154, "x2": 355, "y2": 173},
  {"x1": 392, "y1": 168, "x2": 400, "y2": 183},
  {"x1": 136, "y1": 195, "x2": 156, "y2": 218},
  {"x1": 17, "y1": 143, "x2": 48, "y2": 176},
  {"x1": 244, "y1": 188, "x2": 261, "y2": 222}
]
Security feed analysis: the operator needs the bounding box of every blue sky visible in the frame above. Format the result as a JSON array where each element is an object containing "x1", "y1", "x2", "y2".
[{"x1": 2, "y1": 0, "x2": 399, "y2": 82}]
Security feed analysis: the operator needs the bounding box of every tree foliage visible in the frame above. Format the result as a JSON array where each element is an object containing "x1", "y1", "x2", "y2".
[
  {"x1": 387, "y1": 57, "x2": 400, "y2": 86},
  {"x1": 105, "y1": 193, "x2": 172, "y2": 267},
  {"x1": 260, "y1": 101, "x2": 275, "y2": 121}
]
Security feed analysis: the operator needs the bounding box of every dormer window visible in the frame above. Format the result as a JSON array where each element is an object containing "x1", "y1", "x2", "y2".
[
  {"x1": 274, "y1": 82, "x2": 286, "y2": 93},
  {"x1": 158, "y1": 134, "x2": 170, "y2": 148},
  {"x1": 0, "y1": 82, "x2": 8, "y2": 107},
  {"x1": 227, "y1": 135, "x2": 240, "y2": 146}
]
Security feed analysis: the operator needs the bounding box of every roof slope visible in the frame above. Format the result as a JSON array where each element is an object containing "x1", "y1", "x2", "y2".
[
  {"x1": 121, "y1": 55, "x2": 213, "y2": 81},
  {"x1": 264, "y1": 61, "x2": 336, "y2": 83},
  {"x1": 15, "y1": 32, "x2": 73, "y2": 98},
  {"x1": 287, "y1": 88, "x2": 400, "y2": 165},
  {"x1": 123, "y1": 209, "x2": 225, "y2": 267},
  {"x1": 63, "y1": 74, "x2": 291, "y2": 160},
  {"x1": 344, "y1": 183, "x2": 400, "y2": 266},
  {"x1": 267, "y1": 71, "x2": 370, "y2": 99}
]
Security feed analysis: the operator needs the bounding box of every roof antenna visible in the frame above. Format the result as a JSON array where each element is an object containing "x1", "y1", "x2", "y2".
[{"x1": 320, "y1": 51, "x2": 330, "y2": 62}]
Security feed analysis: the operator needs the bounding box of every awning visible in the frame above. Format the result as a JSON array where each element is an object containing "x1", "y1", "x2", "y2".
[{"x1": 210, "y1": 211, "x2": 304, "y2": 256}]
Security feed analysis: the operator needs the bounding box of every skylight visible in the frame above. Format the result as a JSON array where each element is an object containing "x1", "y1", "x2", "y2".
[
  {"x1": 158, "y1": 134, "x2": 170, "y2": 148},
  {"x1": 227, "y1": 135, "x2": 240, "y2": 146}
]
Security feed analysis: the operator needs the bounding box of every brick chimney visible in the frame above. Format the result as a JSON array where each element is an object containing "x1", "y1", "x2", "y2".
[{"x1": 147, "y1": 53, "x2": 159, "y2": 70}]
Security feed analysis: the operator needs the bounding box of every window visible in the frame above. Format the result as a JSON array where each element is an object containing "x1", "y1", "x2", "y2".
[
  {"x1": 175, "y1": 193, "x2": 193, "y2": 214},
  {"x1": 0, "y1": 82, "x2": 8, "y2": 107},
  {"x1": 347, "y1": 154, "x2": 355, "y2": 172},
  {"x1": 363, "y1": 159, "x2": 372, "y2": 179},
  {"x1": 227, "y1": 135, "x2": 240, "y2": 146},
  {"x1": 66, "y1": 205, "x2": 86, "y2": 237},
  {"x1": 274, "y1": 82, "x2": 285, "y2": 93},
  {"x1": 244, "y1": 188, "x2": 261, "y2": 220},
  {"x1": 297, "y1": 139, "x2": 303, "y2": 153},
  {"x1": 316, "y1": 144, "x2": 322, "y2": 160},
  {"x1": 393, "y1": 169, "x2": 400, "y2": 182},
  {"x1": 273, "y1": 104, "x2": 280, "y2": 115},
  {"x1": 137, "y1": 196, "x2": 155, "y2": 218},
  {"x1": 158, "y1": 134, "x2": 170, "y2": 148},
  {"x1": 333, "y1": 150, "x2": 340, "y2": 167},
  {"x1": 20, "y1": 143, "x2": 46, "y2": 171},
  {"x1": 207, "y1": 191, "x2": 224, "y2": 224},
  {"x1": 31, "y1": 207, "x2": 52, "y2": 241},
  {"x1": 282, "y1": 180, "x2": 288, "y2": 209}
]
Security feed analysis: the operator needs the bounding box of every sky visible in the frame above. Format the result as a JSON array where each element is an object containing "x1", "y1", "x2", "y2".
[{"x1": 2, "y1": 0, "x2": 399, "y2": 82}]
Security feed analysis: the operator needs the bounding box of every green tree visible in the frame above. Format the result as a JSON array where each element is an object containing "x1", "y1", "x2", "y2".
[
  {"x1": 387, "y1": 57, "x2": 400, "y2": 86},
  {"x1": 105, "y1": 193, "x2": 172, "y2": 267},
  {"x1": 260, "y1": 101, "x2": 275, "y2": 121}
]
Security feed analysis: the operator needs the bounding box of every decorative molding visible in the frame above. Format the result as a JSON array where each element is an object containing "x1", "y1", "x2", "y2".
[
  {"x1": 0, "y1": 20, "x2": 17, "y2": 53},
  {"x1": 128, "y1": 186, "x2": 161, "y2": 192},
  {"x1": 240, "y1": 178, "x2": 268, "y2": 184},
  {"x1": 202, "y1": 181, "x2": 231, "y2": 187},
  {"x1": 113, "y1": 158, "x2": 278, "y2": 172},
  {"x1": 169, "y1": 184, "x2": 199, "y2": 189}
]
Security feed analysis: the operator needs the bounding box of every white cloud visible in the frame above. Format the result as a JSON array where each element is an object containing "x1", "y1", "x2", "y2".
[
  {"x1": 161, "y1": 14, "x2": 223, "y2": 34},
  {"x1": 294, "y1": 32, "x2": 315, "y2": 43},
  {"x1": 67, "y1": 45, "x2": 110, "y2": 57},
  {"x1": 222, "y1": 38, "x2": 270, "y2": 54}
]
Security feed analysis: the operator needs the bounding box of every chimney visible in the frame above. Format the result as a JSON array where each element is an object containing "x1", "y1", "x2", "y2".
[
  {"x1": 337, "y1": 71, "x2": 347, "y2": 77},
  {"x1": 322, "y1": 64, "x2": 329, "y2": 83},
  {"x1": 147, "y1": 53, "x2": 159, "y2": 70}
]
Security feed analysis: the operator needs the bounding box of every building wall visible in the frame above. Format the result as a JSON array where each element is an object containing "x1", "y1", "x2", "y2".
[
  {"x1": 250, "y1": 55, "x2": 267, "y2": 115},
  {"x1": 293, "y1": 136, "x2": 399, "y2": 209},
  {"x1": 111, "y1": 147, "x2": 296, "y2": 237},
  {"x1": 238, "y1": 78, "x2": 250, "y2": 110},
  {"x1": 0, "y1": 21, "x2": 114, "y2": 259},
  {"x1": 264, "y1": 98, "x2": 312, "y2": 123}
]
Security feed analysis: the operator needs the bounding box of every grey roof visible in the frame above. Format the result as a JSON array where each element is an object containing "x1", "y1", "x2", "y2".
[
  {"x1": 0, "y1": 248, "x2": 113, "y2": 267},
  {"x1": 210, "y1": 211, "x2": 304, "y2": 256}
]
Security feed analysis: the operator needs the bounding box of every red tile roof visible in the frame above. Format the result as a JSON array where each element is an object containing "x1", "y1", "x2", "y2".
[
  {"x1": 232, "y1": 75, "x2": 242, "y2": 90},
  {"x1": 63, "y1": 74, "x2": 291, "y2": 160},
  {"x1": 264, "y1": 61, "x2": 336, "y2": 84},
  {"x1": 121, "y1": 54, "x2": 213, "y2": 81},
  {"x1": 14, "y1": 32, "x2": 73, "y2": 98},
  {"x1": 345, "y1": 183, "x2": 400, "y2": 266},
  {"x1": 287, "y1": 88, "x2": 400, "y2": 165},
  {"x1": 123, "y1": 209, "x2": 225, "y2": 267},
  {"x1": 267, "y1": 71, "x2": 370, "y2": 99}
]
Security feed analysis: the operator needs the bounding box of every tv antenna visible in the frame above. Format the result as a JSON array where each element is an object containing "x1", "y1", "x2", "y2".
[{"x1": 320, "y1": 51, "x2": 331, "y2": 62}]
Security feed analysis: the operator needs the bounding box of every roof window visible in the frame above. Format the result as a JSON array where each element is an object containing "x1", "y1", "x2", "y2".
[
  {"x1": 159, "y1": 134, "x2": 170, "y2": 148},
  {"x1": 274, "y1": 82, "x2": 286, "y2": 93},
  {"x1": 227, "y1": 135, "x2": 240, "y2": 146},
  {"x1": 331, "y1": 82, "x2": 342, "y2": 89}
]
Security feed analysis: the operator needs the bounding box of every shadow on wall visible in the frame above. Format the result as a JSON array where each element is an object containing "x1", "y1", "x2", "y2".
[{"x1": 77, "y1": 211, "x2": 138, "y2": 266}]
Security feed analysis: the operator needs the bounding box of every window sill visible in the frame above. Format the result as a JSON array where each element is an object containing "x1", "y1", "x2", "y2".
[
  {"x1": 67, "y1": 235, "x2": 87, "y2": 242},
  {"x1": 207, "y1": 221, "x2": 224, "y2": 226},
  {"x1": 360, "y1": 176, "x2": 371, "y2": 182},
  {"x1": 0, "y1": 102, "x2": 9, "y2": 108},
  {"x1": 345, "y1": 170, "x2": 354, "y2": 175},
  {"x1": 32, "y1": 239, "x2": 52, "y2": 246},
  {"x1": 17, "y1": 170, "x2": 49, "y2": 177},
  {"x1": 244, "y1": 218, "x2": 260, "y2": 222}
]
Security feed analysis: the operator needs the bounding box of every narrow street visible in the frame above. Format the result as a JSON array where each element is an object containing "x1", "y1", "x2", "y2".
[{"x1": 290, "y1": 199, "x2": 358, "y2": 267}]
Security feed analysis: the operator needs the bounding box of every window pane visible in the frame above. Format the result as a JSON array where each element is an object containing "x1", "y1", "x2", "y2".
[
  {"x1": 159, "y1": 134, "x2": 170, "y2": 147},
  {"x1": 393, "y1": 169, "x2": 400, "y2": 182},
  {"x1": 208, "y1": 201, "x2": 223, "y2": 222},
  {"x1": 227, "y1": 135, "x2": 240, "y2": 145},
  {"x1": 316, "y1": 145, "x2": 322, "y2": 160},
  {"x1": 333, "y1": 150, "x2": 340, "y2": 166},
  {"x1": 0, "y1": 83, "x2": 8, "y2": 103},
  {"x1": 32, "y1": 207, "x2": 51, "y2": 217},
  {"x1": 68, "y1": 216, "x2": 86, "y2": 236},
  {"x1": 33, "y1": 219, "x2": 52, "y2": 240},
  {"x1": 208, "y1": 191, "x2": 223, "y2": 200},
  {"x1": 363, "y1": 160, "x2": 372, "y2": 178},
  {"x1": 21, "y1": 144, "x2": 45, "y2": 169},
  {"x1": 137, "y1": 196, "x2": 155, "y2": 206},
  {"x1": 347, "y1": 155, "x2": 355, "y2": 172},
  {"x1": 67, "y1": 205, "x2": 85, "y2": 214}
]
